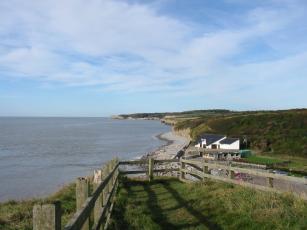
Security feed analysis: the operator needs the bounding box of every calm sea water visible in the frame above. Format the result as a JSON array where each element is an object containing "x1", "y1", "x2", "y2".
[{"x1": 0, "y1": 117, "x2": 170, "y2": 201}]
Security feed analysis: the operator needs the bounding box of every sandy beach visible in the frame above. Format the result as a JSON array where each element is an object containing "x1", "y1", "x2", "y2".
[{"x1": 142, "y1": 131, "x2": 190, "y2": 160}]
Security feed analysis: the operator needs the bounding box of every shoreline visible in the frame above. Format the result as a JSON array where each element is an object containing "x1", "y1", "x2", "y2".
[
  {"x1": 141, "y1": 131, "x2": 190, "y2": 160},
  {"x1": 156, "y1": 132, "x2": 175, "y2": 147}
]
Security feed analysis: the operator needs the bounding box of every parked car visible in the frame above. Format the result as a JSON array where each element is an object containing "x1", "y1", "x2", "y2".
[{"x1": 272, "y1": 170, "x2": 288, "y2": 175}]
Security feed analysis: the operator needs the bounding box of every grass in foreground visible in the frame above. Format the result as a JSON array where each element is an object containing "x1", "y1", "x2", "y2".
[
  {"x1": 1, "y1": 177, "x2": 307, "y2": 230},
  {"x1": 110, "y1": 177, "x2": 307, "y2": 230},
  {"x1": 0, "y1": 184, "x2": 75, "y2": 230}
]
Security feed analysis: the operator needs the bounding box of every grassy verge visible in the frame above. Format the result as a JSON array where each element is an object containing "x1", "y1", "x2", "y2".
[
  {"x1": 267, "y1": 155, "x2": 307, "y2": 172},
  {"x1": 0, "y1": 184, "x2": 75, "y2": 230},
  {"x1": 243, "y1": 154, "x2": 307, "y2": 175},
  {"x1": 243, "y1": 155, "x2": 285, "y2": 165},
  {"x1": 110, "y1": 177, "x2": 307, "y2": 230}
]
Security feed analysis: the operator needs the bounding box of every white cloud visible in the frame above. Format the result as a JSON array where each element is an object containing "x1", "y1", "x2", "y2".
[
  {"x1": 0, "y1": 0, "x2": 307, "y2": 99},
  {"x1": 47, "y1": 0, "x2": 187, "y2": 55}
]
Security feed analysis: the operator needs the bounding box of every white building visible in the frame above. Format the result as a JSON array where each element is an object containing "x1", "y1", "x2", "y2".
[
  {"x1": 194, "y1": 134, "x2": 240, "y2": 160},
  {"x1": 219, "y1": 138, "x2": 240, "y2": 150},
  {"x1": 195, "y1": 134, "x2": 240, "y2": 150}
]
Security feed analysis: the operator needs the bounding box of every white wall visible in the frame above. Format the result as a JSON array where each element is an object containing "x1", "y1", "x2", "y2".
[
  {"x1": 206, "y1": 137, "x2": 226, "y2": 149},
  {"x1": 195, "y1": 137, "x2": 239, "y2": 150},
  {"x1": 220, "y1": 140, "x2": 240, "y2": 150}
]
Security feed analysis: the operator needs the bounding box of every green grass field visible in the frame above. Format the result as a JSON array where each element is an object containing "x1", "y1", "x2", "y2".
[
  {"x1": 110, "y1": 177, "x2": 307, "y2": 230},
  {"x1": 244, "y1": 155, "x2": 284, "y2": 165}
]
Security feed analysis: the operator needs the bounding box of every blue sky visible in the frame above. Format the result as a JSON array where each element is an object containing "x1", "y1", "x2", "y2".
[{"x1": 0, "y1": 0, "x2": 307, "y2": 116}]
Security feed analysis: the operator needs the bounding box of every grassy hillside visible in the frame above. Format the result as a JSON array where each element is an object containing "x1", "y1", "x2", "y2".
[
  {"x1": 0, "y1": 184, "x2": 75, "y2": 230},
  {"x1": 110, "y1": 177, "x2": 307, "y2": 230},
  {"x1": 174, "y1": 109, "x2": 307, "y2": 157}
]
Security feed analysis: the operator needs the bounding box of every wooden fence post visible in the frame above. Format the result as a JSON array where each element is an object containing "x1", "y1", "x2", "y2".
[
  {"x1": 112, "y1": 159, "x2": 116, "y2": 185},
  {"x1": 148, "y1": 158, "x2": 154, "y2": 182},
  {"x1": 102, "y1": 165, "x2": 108, "y2": 207},
  {"x1": 229, "y1": 170, "x2": 235, "y2": 179},
  {"x1": 33, "y1": 201, "x2": 61, "y2": 230},
  {"x1": 180, "y1": 159, "x2": 185, "y2": 180},
  {"x1": 104, "y1": 159, "x2": 117, "y2": 230},
  {"x1": 76, "y1": 177, "x2": 89, "y2": 230},
  {"x1": 114, "y1": 158, "x2": 119, "y2": 187},
  {"x1": 266, "y1": 177, "x2": 274, "y2": 188},
  {"x1": 203, "y1": 165, "x2": 209, "y2": 181},
  {"x1": 108, "y1": 161, "x2": 113, "y2": 193},
  {"x1": 93, "y1": 170, "x2": 103, "y2": 229}
]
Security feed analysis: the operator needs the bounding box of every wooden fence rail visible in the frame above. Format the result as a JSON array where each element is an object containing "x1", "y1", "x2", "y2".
[
  {"x1": 33, "y1": 158, "x2": 119, "y2": 230},
  {"x1": 33, "y1": 157, "x2": 307, "y2": 230},
  {"x1": 120, "y1": 158, "x2": 306, "y2": 199},
  {"x1": 179, "y1": 158, "x2": 307, "y2": 199},
  {"x1": 181, "y1": 159, "x2": 307, "y2": 184}
]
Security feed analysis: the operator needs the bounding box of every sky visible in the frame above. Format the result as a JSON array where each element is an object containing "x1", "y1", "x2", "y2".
[{"x1": 0, "y1": 0, "x2": 307, "y2": 116}]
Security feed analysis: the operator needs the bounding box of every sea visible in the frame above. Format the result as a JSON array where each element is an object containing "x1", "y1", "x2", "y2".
[{"x1": 0, "y1": 117, "x2": 170, "y2": 201}]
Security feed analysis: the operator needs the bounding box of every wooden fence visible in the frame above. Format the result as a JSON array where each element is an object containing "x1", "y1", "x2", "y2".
[
  {"x1": 179, "y1": 159, "x2": 307, "y2": 198},
  {"x1": 119, "y1": 158, "x2": 180, "y2": 179},
  {"x1": 33, "y1": 157, "x2": 307, "y2": 230},
  {"x1": 33, "y1": 158, "x2": 119, "y2": 230},
  {"x1": 120, "y1": 158, "x2": 306, "y2": 200}
]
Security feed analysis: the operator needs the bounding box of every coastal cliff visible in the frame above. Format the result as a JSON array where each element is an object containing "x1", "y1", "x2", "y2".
[{"x1": 173, "y1": 128, "x2": 191, "y2": 141}]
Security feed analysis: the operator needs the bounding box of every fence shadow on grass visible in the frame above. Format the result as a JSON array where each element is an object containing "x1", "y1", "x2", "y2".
[
  {"x1": 161, "y1": 179, "x2": 221, "y2": 230},
  {"x1": 142, "y1": 178, "x2": 221, "y2": 230},
  {"x1": 110, "y1": 178, "x2": 222, "y2": 230},
  {"x1": 143, "y1": 183, "x2": 178, "y2": 229}
]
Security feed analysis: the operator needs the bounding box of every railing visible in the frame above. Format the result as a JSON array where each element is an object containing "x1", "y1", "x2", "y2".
[
  {"x1": 33, "y1": 158, "x2": 119, "y2": 230},
  {"x1": 179, "y1": 159, "x2": 307, "y2": 199},
  {"x1": 33, "y1": 157, "x2": 307, "y2": 230},
  {"x1": 119, "y1": 158, "x2": 180, "y2": 180},
  {"x1": 120, "y1": 158, "x2": 306, "y2": 199}
]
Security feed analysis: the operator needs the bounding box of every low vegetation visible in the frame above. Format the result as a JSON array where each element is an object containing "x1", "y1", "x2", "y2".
[
  {"x1": 110, "y1": 177, "x2": 307, "y2": 230},
  {"x1": 173, "y1": 109, "x2": 307, "y2": 157},
  {"x1": 0, "y1": 184, "x2": 75, "y2": 230}
]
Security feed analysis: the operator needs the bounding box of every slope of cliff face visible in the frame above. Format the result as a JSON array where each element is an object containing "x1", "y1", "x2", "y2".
[{"x1": 172, "y1": 127, "x2": 191, "y2": 141}]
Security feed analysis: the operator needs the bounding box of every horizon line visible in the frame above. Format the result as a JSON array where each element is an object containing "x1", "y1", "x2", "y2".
[{"x1": 1, "y1": 107, "x2": 306, "y2": 118}]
